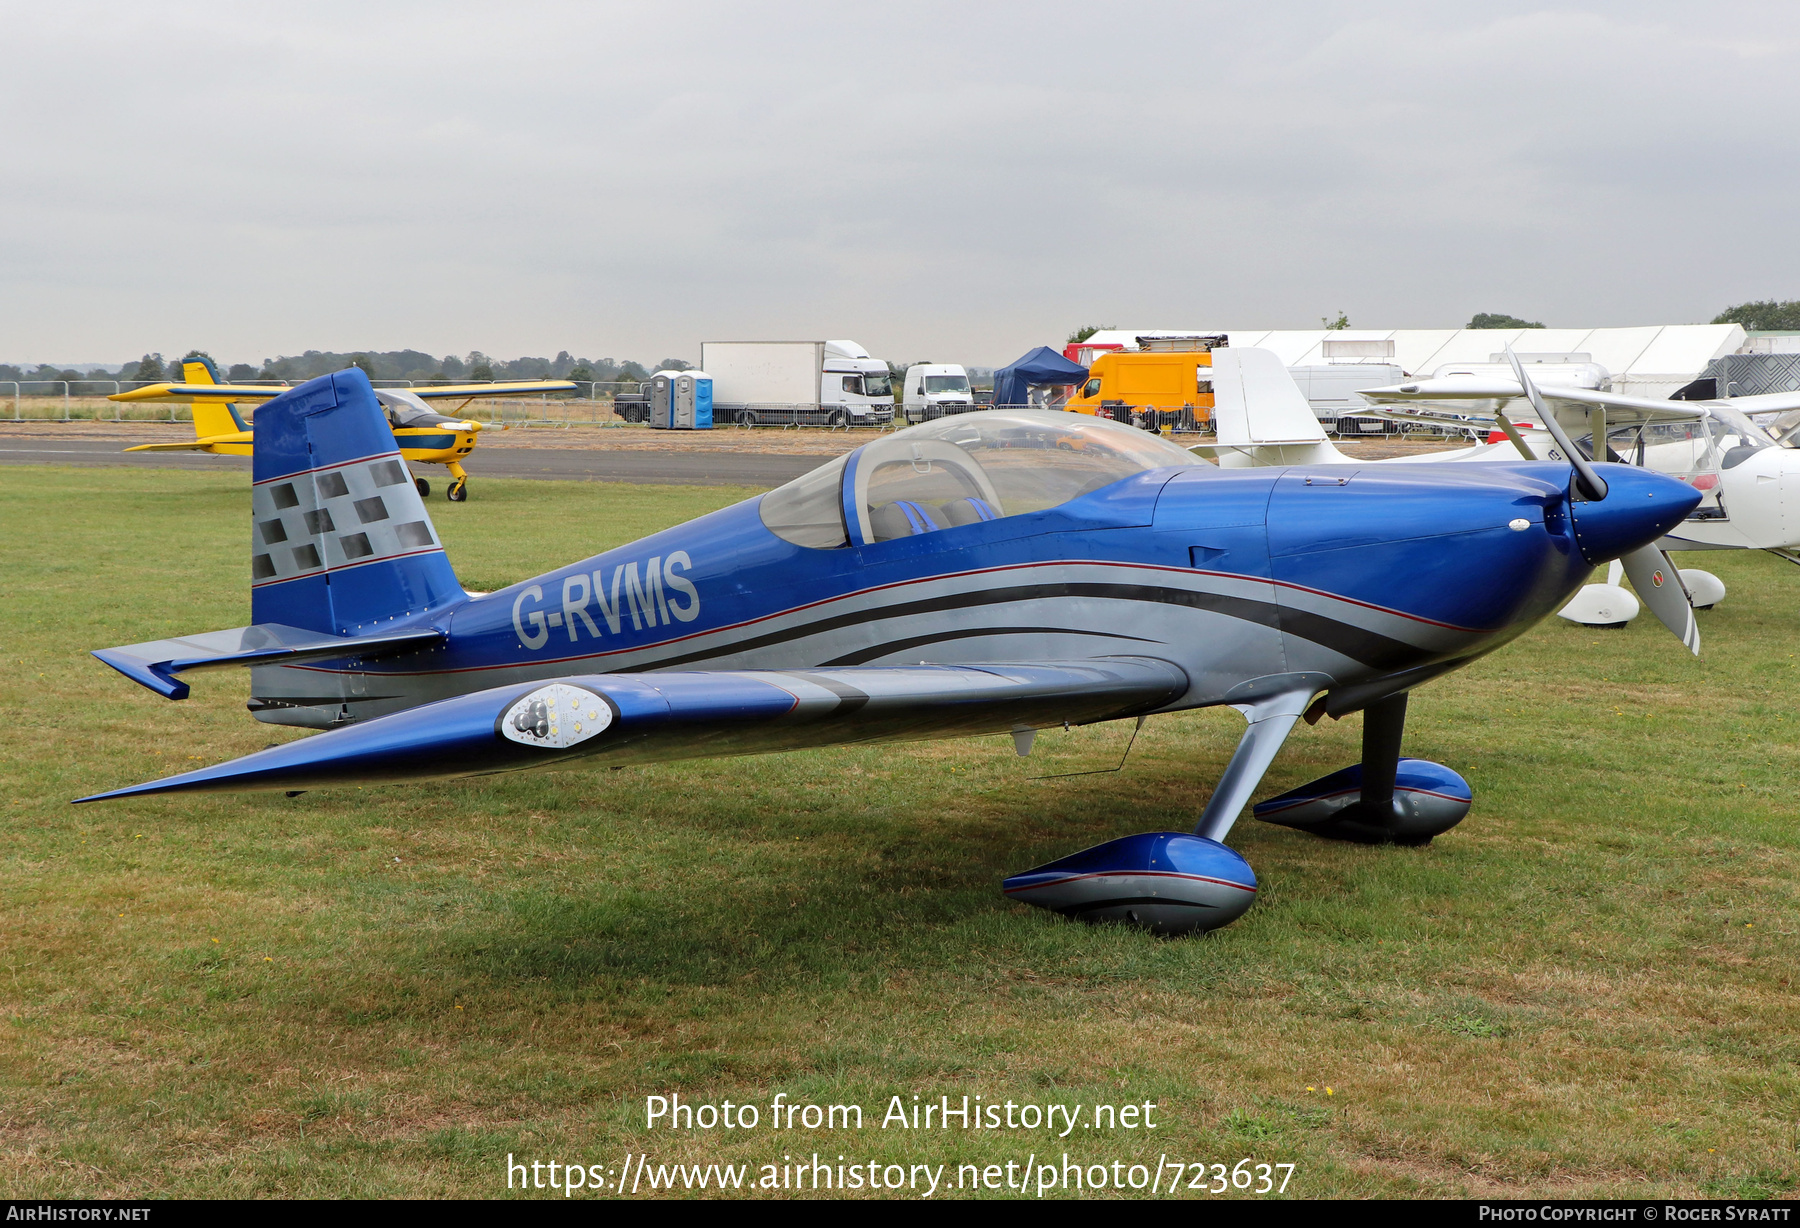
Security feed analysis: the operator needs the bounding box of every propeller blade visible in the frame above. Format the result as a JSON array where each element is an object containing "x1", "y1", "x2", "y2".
[
  {"x1": 1504, "y1": 346, "x2": 1608, "y2": 501},
  {"x1": 1619, "y1": 543, "x2": 1701, "y2": 655}
]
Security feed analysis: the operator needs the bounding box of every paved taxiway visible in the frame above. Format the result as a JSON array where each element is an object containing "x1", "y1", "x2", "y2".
[
  {"x1": 0, "y1": 434, "x2": 819, "y2": 487},
  {"x1": 0, "y1": 423, "x2": 1450, "y2": 490}
]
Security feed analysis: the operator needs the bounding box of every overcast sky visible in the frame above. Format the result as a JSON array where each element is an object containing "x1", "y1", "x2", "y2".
[{"x1": 3, "y1": 1, "x2": 1797, "y2": 369}]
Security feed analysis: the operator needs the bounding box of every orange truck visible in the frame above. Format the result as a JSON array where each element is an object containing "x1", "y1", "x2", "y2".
[{"x1": 1063, "y1": 337, "x2": 1222, "y2": 430}]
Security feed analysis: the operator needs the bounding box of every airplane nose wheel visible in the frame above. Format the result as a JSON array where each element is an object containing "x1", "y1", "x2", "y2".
[
  {"x1": 447, "y1": 479, "x2": 468, "y2": 502},
  {"x1": 413, "y1": 477, "x2": 431, "y2": 497}
]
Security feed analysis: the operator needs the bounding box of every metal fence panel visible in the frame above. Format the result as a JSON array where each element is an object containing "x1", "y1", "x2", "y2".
[{"x1": 1702, "y1": 354, "x2": 1800, "y2": 397}]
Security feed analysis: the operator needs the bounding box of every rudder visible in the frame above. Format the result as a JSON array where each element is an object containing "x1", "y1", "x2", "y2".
[
  {"x1": 180, "y1": 356, "x2": 251, "y2": 437},
  {"x1": 1212, "y1": 348, "x2": 1330, "y2": 446},
  {"x1": 1209, "y1": 348, "x2": 1352, "y2": 467},
  {"x1": 250, "y1": 369, "x2": 465, "y2": 635}
]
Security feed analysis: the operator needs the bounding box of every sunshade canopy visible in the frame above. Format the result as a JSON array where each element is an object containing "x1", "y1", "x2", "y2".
[{"x1": 992, "y1": 346, "x2": 1088, "y2": 407}]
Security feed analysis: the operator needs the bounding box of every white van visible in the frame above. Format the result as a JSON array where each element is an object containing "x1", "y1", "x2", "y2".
[{"x1": 903, "y1": 364, "x2": 973, "y2": 422}]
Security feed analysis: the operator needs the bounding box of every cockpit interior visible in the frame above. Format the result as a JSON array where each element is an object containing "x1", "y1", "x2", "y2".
[{"x1": 760, "y1": 410, "x2": 1201, "y2": 549}]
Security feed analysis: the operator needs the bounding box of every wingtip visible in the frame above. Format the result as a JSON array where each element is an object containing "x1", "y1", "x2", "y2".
[
  {"x1": 73, "y1": 784, "x2": 155, "y2": 804},
  {"x1": 71, "y1": 755, "x2": 263, "y2": 804},
  {"x1": 72, "y1": 775, "x2": 199, "y2": 804}
]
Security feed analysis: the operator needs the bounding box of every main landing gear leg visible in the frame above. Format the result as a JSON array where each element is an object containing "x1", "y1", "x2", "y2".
[
  {"x1": 1358, "y1": 693, "x2": 1407, "y2": 830},
  {"x1": 1193, "y1": 685, "x2": 1319, "y2": 843}
]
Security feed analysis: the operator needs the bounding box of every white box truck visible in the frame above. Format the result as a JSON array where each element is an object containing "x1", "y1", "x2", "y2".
[{"x1": 699, "y1": 340, "x2": 895, "y2": 426}]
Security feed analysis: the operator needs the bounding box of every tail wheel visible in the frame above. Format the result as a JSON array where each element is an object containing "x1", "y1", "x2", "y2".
[
  {"x1": 447, "y1": 479, "x2": 468, "y2": 502},
  {"x1": 414, "y1": 477, "x2": 431, "y2": 497}
]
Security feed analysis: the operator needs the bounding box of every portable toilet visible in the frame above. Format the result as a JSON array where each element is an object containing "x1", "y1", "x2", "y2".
[
  {"x1": 649, "y1": 370, "x2": 677, "y2": 429},
  {"x1": 673, "y1": 371, "x2": 713, "y2": 430}
]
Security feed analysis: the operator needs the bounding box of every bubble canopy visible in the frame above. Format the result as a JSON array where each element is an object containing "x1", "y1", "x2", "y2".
[{"x1": 759, "y1": 410, "x2": 1203, "y2": 549}]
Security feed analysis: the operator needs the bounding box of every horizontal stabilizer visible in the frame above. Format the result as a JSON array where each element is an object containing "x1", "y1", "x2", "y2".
[
  {"x1": 1190, "y1": 440, "x2": 1351, "y2": 466},
  {"x1": 121, "y1": 439, "x2": 236, "y2": 453},
  {"x1": 93, "y1": 623, "x2": 445, "y2": 700},
  {"x1": 76, "y1": 657, "x2": 1188, "y2": 800}
]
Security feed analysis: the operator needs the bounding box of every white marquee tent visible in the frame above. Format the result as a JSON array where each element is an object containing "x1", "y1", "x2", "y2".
[{"x1": 1076, "y1": 325, "x2": 1747, "y2": 399}]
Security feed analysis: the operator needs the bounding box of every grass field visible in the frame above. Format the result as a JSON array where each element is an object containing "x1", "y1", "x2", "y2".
[{"x1": 2, "y1": 465, "x2": 1798, "y2": 1199}]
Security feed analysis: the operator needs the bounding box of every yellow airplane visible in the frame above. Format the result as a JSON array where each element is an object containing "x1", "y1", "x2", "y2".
[{"x1": 110, "y1": 358, "x2": 576, "y2": 501}]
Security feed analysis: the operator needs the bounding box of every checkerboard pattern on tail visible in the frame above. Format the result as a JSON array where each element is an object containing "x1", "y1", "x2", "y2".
[{"x1": 248, "y1": 369, "x2": 465, "y2": 636}]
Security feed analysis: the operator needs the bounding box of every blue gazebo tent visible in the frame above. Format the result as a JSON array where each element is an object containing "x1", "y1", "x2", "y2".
[{"x1": 991, "y1": 346, "x2": 1088, "y2": 408}]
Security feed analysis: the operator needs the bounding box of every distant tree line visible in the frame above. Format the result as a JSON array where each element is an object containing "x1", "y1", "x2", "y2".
[
  {"x1": 1712, "y1": 300, "x2": 1800, "y2": 331},
  {"x1": 1466, "y1": 312, "x2": 1544, "y2": 329},
  {"x1": 0, "y1": 348, "x2": 694, "y2": 387}
]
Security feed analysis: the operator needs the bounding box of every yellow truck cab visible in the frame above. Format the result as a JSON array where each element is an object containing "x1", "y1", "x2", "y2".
[{"x1": 1065, "y1": 336, "x2": 1224, "y2": 431}]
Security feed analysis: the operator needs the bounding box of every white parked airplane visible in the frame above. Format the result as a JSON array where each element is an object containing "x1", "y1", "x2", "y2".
[{"x1": 1196, "y1": 346, "x2": 1800, "y2": 648}]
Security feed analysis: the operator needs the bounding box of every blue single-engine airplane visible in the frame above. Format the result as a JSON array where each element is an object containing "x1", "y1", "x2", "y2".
[{"x1": 78, "y1": 359, "x2": 1700, "y2": 934}]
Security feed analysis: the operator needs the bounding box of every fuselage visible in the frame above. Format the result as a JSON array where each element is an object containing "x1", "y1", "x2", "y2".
[{"x1": 248, "y1": 443, "x2": 1644, "y2": 732}]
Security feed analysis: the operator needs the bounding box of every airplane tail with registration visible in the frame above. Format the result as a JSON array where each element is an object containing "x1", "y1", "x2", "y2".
[{"x1": 93, "y1": 368, "x2": 466, "y2": 722}]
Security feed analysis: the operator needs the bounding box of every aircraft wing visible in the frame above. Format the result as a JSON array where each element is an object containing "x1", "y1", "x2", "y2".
[
  {"x1": 1357, "y1": 378, "x2": 1706, "y2": 429},
  {"x1": 110, "y1": 383, "x2": 285, "y2": 403},
  {"x1": 1725, "y1": 391, "x2": 1800, "y2": 416},
  {"x1": 76, "y1": 657, "x2": 1189, "y2": 800},
  {"x1": 1344, "y1": 404, "x2": 1512, "y2": 432},
  {"x1": 93, "y1": 622, "x2": 447, "y2": 701},
  {"x1": 413, "y1": 381, "x2": 577, "y2": 399}
]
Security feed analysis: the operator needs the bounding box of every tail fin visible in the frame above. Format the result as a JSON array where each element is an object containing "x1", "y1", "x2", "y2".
[
  {"x1": 250, "y1": 369, "x2": 465, "y2": 635},
  {"x1": 180, "y1": 355, "x2": 251, "y2": 437},
  {"x1": 1209, "y1": 348, "x2": 1351, "y2": 466}
]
